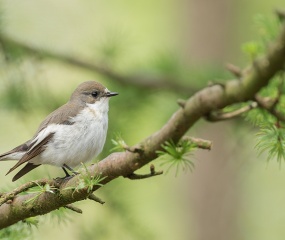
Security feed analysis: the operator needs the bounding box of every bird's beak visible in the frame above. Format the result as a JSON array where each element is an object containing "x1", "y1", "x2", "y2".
[{"x1": 106, "y1": 92, "x2": 119, "y2": 97}]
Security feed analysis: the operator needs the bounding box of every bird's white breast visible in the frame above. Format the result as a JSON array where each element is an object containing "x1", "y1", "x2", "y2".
[{"x1": 30, "y1": 98, "x2": 109, "y2": 167}]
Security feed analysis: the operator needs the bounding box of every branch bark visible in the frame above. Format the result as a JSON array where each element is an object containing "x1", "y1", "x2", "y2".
[{"x1": 0, "y1": 15, "x2": 285, "y2": 229}]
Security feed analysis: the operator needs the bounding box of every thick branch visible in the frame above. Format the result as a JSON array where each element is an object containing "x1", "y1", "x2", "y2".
[
  {"x1": 0, "y1": 179, "x2": 58, "y2": 206},
  {"x1": 0, "y1": 15, "x2": 285, "y2": 229}
]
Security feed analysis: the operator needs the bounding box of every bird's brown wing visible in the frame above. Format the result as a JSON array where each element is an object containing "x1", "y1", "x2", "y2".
[
  {"x1": 35, "y1": 101, "x2": 84, "y2": 135},
  {"x1": 1, "y1": 100, "x2": 83, "y2": 159},
  {"x1": 12, "y1": 163, "x2": 41, "y2": 182},
  {"x1": 6, "y1": 132, "x2": 55, "y2": 176}
]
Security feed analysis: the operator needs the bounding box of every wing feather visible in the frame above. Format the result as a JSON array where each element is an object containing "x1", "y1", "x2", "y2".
[
  {"x1": 12, "y1": 163, "x2": 41, "y2": 181},
  {"x1": 6, "y1": 132, "x2": 54, "y2": 175}
]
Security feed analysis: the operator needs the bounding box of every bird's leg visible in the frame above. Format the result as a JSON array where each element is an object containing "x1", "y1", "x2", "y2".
[
  {"x1": 54, "y1": 167, "x2": 72, "y2": 182},
  {"x1": 62, "y1": 167, "x2": 71, "y2": 177},
  {"x1": 55, "y1": 164, "x2": 79, "y2": 182},
  {"x1": 63, "y1": 164, "x2": 79, "y2": 176}
]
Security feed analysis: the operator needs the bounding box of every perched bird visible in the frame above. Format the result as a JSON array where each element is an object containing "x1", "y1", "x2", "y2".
[{"x1": 0, "y1": 81, "x2": 118, "y2": 181}]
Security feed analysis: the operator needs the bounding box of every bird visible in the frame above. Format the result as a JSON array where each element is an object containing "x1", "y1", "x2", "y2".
[{"x1": 0, "y1": 81, "x2": 118, "y2": 181}]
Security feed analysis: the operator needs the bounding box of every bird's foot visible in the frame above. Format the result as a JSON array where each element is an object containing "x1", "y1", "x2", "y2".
[
  {"x1": 53, "y1": 174, "x2": 76, "y2": 183},
  {"x1": 53, "y1": 165, "x2": 79, "y2": 183},
  {"x1": 62, "y1": 164, "x2": 79, "y2": 176}
]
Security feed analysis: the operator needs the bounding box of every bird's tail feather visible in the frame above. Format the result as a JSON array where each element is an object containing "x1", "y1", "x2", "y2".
[
  {"x1": 12, "y1": 163, "x2": 41, "y2": 181},
  {"x1": 0, "y1": 151, "x2": 24, "y2": 161},
  {"x1": 0, "y1": 141, "x2": 30, "y2": 161},
  {"x1": 0, "y1": 152, "x2": 13, "y2": 161}
]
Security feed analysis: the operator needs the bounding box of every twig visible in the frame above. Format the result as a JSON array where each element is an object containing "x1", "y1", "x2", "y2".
[
  {"x1": 0, "y1": 179, "x2": 57, "y2": 206},
  {"x1": 88, "y1": 193, "x2": 105, "y2": 205},
  {"x1": 182, "y1": 136, "x2": 212, "y2": 150},
  {"x1": 177, "y1": 99, "x2": 186, "y2": 108},
  {"x1": 126, "y1": 164, "x2": 163, "y2": 180},
  {"x1": 226, "y1": 63, "x2": 242, "y2": 78},
  {"x1": 124, "y1": 146, "x2": 144, "y2": 154},
  {"x1": 113, "y1": 138, "x2": 143, "y2": 153},
  {"x1": 64, "y1": 204, "x2": 82, "y2": 214},
  {"x1": 276, "y1": 9, "x2": 285, "y2": 21},
  {"x1": 207, "y1": 81, "x2": 226, "y2": 89},
  {"x1": 255, "y1": 95, "x2": 285, "y2": 122},
  {"x1": 255, "y1": 72, "x2": 285, "y2": 123},
  {"x1": 206, "y1": 102, "x2": 258, "y2": 122}
]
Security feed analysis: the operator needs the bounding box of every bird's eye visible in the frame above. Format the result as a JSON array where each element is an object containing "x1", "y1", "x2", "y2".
[{"x1": 91, "y1": 91, "x2": 99, "y2": 98}]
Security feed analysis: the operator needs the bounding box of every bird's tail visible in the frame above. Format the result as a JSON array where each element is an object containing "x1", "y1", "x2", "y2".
[
  {"x1": 0, "y1": 152, "x2": 11, "y2": 161},
  {"x1": 0, "y1": 150, "x2": 24, "y2": 161},
  {"x1": 0, "y1": 142, "x2": 29, "y2": 161}
]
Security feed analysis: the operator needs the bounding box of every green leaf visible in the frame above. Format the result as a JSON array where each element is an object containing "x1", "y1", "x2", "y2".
[
  {"x1": 254, "y1": 14, "x2": 281, "y2": 46},
  {"x1": 242, "y1": 15, "x2": 281, "y2": 63},
  {"x1": 24, "y1": 183, "x2": 57, "y2": 204},
  {"x1": 241, "y1": 41, "x2": 262, "y2": 61},
  {"x1": 64, "y1": 163, "x2": 106, "y2": 196},
  {"x1": 156, "y1": 139, "x2": 197, "y2": 176},
  {"x1": 22, "y1": 217, "x2": 39, "y2": 228},
  {"x1": 245, "y1": 108, "x2": 276, "y2": 127},
  {"x1": 110, "y1": 133, "x2": 128, "y2": 152},
  {"x1": 255, "y1": 125, "x2": 285, "y2": 166}
]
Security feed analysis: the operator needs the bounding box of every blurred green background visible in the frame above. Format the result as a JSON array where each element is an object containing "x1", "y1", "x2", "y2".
[{"x1": 0, "y1": 1, "x2": 284, "y2": 240}]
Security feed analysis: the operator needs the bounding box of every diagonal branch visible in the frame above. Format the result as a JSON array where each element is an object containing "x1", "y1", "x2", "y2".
[
  {"x1": 64, "y1": 204, "x2": 82, "y2": 214},
  {"x1": 88, "y1": 193, "x2": 105, "y2": 205},
  {"x1": 206, "y1": 102, "x2": 258, "y2": 121},
  {"x1": 0, "y1": 12, "x2": 285, "y2": 230},
  {"x1": 0, "y1": 35, "x2": 196, "y2": 95},
  {"x1": 0, "y1": 179, "x2": 58, "y2": 206}
]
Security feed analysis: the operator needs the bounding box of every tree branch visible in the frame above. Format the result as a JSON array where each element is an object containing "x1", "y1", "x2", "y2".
[
  {"x1": 0, "y1": 35, "x2": 196, "y2": 95},
  {"x1": 255, "y1": 95, "x2": 285, "y2": 122},
  {"x1": 88, "y1": 193, "x2": 105, "y2": 205},
  {"x1": 226, "y1": 63, "x2": 242, "y2": 78},
  {"x1": 0, "y1": 179, "x2": 58, "y2": 206},
  {"x1": 64, "y1": 204, "x2": 82, "y2": 214},
  {"x1": 182, "y1": 137, "x2": 212, "y2": 150},
  {"x1": 125, "y1": 164, "x2": 163, "y2": 180},
  {"x1": 206, "y1": 102, "x2": 258, "y2": 121},
  {"x1": 0, "y1": 13, "x2": 285, "y2": 230}
]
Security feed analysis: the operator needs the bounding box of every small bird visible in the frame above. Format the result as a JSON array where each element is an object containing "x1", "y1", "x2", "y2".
[{"x1": 0, "y1": 81, "x2": 118, "y2": 181}]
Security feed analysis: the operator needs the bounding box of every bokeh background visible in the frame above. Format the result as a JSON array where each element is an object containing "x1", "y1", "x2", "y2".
[{"x1": 0, "y1": 1, "x2": 284, "y2": 240}]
